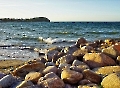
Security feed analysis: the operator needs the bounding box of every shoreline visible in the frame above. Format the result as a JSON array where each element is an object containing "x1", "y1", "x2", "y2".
[{"x1": 0, "y1": 37, "x2": 120, "y2": 87}]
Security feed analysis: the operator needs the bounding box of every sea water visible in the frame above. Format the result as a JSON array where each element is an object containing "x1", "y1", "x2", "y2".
[{"x1": 0, "y1": 22, "x2": 120, "y2": 60}]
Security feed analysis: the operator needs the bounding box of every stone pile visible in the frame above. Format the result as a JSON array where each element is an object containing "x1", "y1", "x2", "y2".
[{"x1": 0, "y1": 37, "x2": 120, "y2": 88}]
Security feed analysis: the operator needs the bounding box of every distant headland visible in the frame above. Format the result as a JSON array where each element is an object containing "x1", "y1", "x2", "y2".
[{"x1": 0, "y1": 17, "x2": 50, "y2": 22}]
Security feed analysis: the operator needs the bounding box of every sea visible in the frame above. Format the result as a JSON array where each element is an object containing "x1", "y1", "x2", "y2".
[{"x1": 0, "y1": 22, "x2": 120, "y2": 60}]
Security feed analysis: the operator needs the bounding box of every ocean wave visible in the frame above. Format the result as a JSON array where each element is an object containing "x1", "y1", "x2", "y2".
[{"x1": 38, "y1": 37, "x2": 75, "y2": 44}]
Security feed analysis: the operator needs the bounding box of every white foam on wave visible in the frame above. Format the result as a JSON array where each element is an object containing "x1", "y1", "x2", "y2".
[{"x1": 38, "y1": 37, "x2": 75, "y2": 44}]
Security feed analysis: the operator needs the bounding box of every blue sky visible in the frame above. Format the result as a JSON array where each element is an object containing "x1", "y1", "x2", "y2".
[{"x1": 0, "y1": 0, "x2": 120, "y2": 21}]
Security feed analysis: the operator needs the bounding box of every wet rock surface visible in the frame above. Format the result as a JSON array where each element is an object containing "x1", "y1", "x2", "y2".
[{"x1": 0, "y1": 38, "x2": 120, "y2": 88}]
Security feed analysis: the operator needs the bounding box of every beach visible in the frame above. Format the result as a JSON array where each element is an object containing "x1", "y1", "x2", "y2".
[
  {"x1": 0, "y1": 22, "x2": 120, "y2": 87},
  {"x1": 0, "y1": 37, "x2": 120, "y2": 88}
]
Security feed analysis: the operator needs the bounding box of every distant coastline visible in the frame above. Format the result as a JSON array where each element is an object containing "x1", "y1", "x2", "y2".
[{"x1": 0, "y1": 17, "x2": 50, "y2": 22}]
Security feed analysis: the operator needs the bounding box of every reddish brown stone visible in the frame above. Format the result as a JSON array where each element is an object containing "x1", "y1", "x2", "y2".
[
  {"x1": 83, "y1": 53, "x2": 116, "y2": 69},
  {"x1": 82, "y1": 69, "x2": 102, "y2": 84}
]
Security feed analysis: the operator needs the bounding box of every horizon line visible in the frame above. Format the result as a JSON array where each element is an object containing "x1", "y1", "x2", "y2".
[{"x1": 51, "y1": 21, "x2": 120, "y2": 22}]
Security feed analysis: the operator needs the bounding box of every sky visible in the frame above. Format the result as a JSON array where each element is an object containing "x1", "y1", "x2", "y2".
[{"x1": 0, "y1": 0, "x2": 120, "y2": 21}]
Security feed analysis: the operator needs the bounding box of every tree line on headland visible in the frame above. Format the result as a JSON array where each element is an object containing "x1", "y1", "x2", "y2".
[{"x1": 0, "y1": 17, "x2": 50, "y2": 22}]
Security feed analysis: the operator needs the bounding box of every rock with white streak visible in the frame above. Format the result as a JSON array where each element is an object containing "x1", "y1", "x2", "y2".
[
  {"x1": 0, "y1": 73, "x2": 5, "y2": 79},
  {"x1": 0, "y1": 74, "x2": 16, "y2": 88},
  {"x1": 16, "y1": 80, "x2": 34, "y2": 88}
]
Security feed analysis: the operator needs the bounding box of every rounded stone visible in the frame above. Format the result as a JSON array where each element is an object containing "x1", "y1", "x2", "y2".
[
  {"x1": 71, "y1": 60, "x2": 89, "y2": 72},
  {"x1": 0, "y1": 74, "x2": 16, "y2": 88},
  {"x1": 82, "y1": 69, "x2": 102, "y2": 84},
  {"x1": 75, "y1": 37, "x2": 87, "y2": 47},
  {"x1": 0, "y1": 72, "x2": 6, "y2": 79},
  {"x1": 81, "y1": 45, "x2": 94, "y2": 53},
  {"x1": 16, "y1": 80, "x2": 34, "y2": 88},
  {"x1": 38, "y1": 72, "x2": 65, "y2": 88},
  {"x1": 65, "y1": 84, "x2": 73, "y2": 88},
  {"x1": 25, "y1": 72, "x2": 42, "y2": 83},
  {"x1": 116, "y1": 56, "x2": 120, "y2": 65},
  {"x1": 12, "y1": 61, "x2": 45, "y2": 77},
  {"x1": 72, "y1": 49, "x2": 87, "y2": 58},
  {"x1": 42, "y1": 66, "x2": 58, "y2": 75},
  {"x1": 44, "y1": 72, "x2": 59, "y2": 79},
  {"x1": 101, "y1": 73, "x2": 120, "y2": 88},
  {"x1": 58, "y1": 63, "x2": 71, "y2": 70},
  {"x1": 45, "y1": 62, "x2": 55, "y2": 66},
  {"x1": 61, "y1": 69, "x2": 83, "y2": 84},
  {"x1": 102, "y1": 46, "x2": 117, "y2": 58},
  {"x1": 56, "y1": 54, "x2": 76, "y2": 65},
  {"x1": 83, "y1": 53, "x2": 116, "y2": 69},
  {"x1": 78, "y1": 79, "x2": 92, "y2": 85},
  {"x1": 46, "y1": 49, "x2": 59, "y2": 62},
  {"x1": 93, "y1": 66, "x2": 120, "y2": 77}
]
